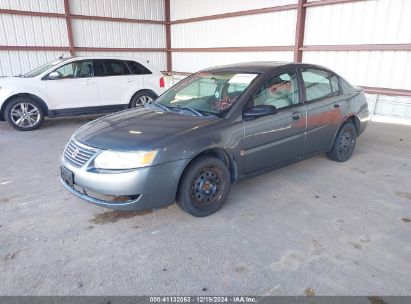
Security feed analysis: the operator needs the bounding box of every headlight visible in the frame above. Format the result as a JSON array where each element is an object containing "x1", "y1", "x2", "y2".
[{"x1": 94, "y1": 150, "x2": 157, "y2": 169}]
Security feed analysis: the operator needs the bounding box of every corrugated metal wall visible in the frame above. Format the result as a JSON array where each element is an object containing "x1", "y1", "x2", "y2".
[
  {"x1": 171, "y1": 10, "x2": 296, "y2": 48},
  {"x1": 170, "y1": 0, "x2": 297, "y2": 73},
  {"x1": 172, "y1": 51, "x2": 293, "y2": 73},
  {"x1": 0, "y1": 0, "x2": 64, "y2": 13},
  {"x1": 0, "y1": 0, "x2": 166, "y2": 76},
  {"x1": 169, "y1": 0, "x2": 411, "y2": 119},
  {"x1": 170, "y1": 0, "x2": 296, "y2": 20},
  {"x1": 303, "y1": 0, "x2": 411, "y2": 118},
  {"x1": 70, "y1": 0, "x2": 164, "y2": 21}
]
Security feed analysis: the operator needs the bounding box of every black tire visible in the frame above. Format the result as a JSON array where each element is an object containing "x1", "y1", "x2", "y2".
[
  {"x1": 327, "y1": 121, "x2": 357, "y2": 162},
  {"x1": 130, "y1": 91, "x2": 157, "y2": 108},
  {"x1": 4, "y1": 97, "x2": 45, "y2": 131},
  {"x1": 177, "y1": 156, "x2": 231, "y2": 217}
]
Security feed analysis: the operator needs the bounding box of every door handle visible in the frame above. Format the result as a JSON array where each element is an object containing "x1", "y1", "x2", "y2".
[
  {"x1": 126, "y1": 79, "x2": 135, "y2": 83},
  {"x1": 83, "y1": 80, "x2": 93, "y2": 85},
  {"x1": 292, "y1": 112, "x2": 303, "y2": 120},
  {"x1": 334, "y1": 103, "x2": 340, "y2": 108}
]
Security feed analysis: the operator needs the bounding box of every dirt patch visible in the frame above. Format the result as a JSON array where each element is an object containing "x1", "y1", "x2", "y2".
[
  {"x1": 368, "y1": 296, "x2": 388, "y2": 304},
  {"x1": 312, "y1": 240, "x2": 323, "y2": 255},
  {"x1": 234, "y1": 266, "x2": 247, "y2": 274},
  {"x1": 401, "y1": 218, "x2": 411, "y2": 223},
  {"x1": 304, "y1": 288, "x2": 315, "y2": 296},
  {"x1": 0, "y1": 198, "x2": 9, "y2": 203},
  {"x1": 90, "y1": 209, "x2": 153, "y2": 225},
  {"x1": 3, "y1": 250, "x2": 20, "y2": 261},
  {"x1": 348, "y1": 241, "x2": 362, "y2": 250},
  {"x1": 396, "y1": 191, "x2": 411, "y2": 200}
]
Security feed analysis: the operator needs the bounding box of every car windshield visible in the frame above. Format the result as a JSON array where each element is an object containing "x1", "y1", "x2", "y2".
[
  {"x1": 155, "y1": 72, "x2": 259, "y2": 116},
  {"x1": 23, "y1": 58, "x2": 68, "y2": 78}
]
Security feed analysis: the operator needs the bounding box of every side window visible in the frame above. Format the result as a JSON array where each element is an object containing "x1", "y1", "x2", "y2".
[
  {"x1": 76, "y1": 60, "x2": 94, "y2": 78},
  {"x1": 93, "y1": 60, "x2": 130, "y2": 77},
  {"x1": 54, "y1": 60, "x2": 93, "y2": 78},
  {"x1": 54, "y1": 63, "x2": 75, "y2": 78},
  {"x1": 302, "y1": 69, "x2": 340, "y2": 102},
  {"x1": 126, "y1": 60, "x2": 152, "y2": 75},
  {"x1": 252, "y1": 71, "x2": 299, "y2": 110}
]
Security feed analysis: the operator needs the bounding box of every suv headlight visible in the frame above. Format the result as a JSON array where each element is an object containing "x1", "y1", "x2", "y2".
[{"x1": 94, "y1": 150, "x2": 157, "y2": 170}]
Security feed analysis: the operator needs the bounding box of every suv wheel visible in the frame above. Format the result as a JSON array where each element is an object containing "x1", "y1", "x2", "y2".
[
  {"x1": 130, "y1": 91, "x2": 157, "y2": 107},
  {"x1": 177, "y1": 156, "x2": 231, "y2": 217},
  {"x1": 5, "y1": 97, "x2": 45, "y2": 131},
  {"x1": 327, "y1": 121, "x2": 357, "y2": 162}
]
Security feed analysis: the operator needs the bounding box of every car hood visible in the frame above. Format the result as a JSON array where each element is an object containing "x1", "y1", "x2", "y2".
[
  {"x1": 74, "y1": 107, "x2": 217, "y2": 151},
  {"x1": 0, "y1": 76, "x2": 36, "y2": 88}
]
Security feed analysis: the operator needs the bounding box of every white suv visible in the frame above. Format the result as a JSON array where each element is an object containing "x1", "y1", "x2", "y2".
[{"x1": 0, "y1": 56, "x2": 166, "y2": 131}]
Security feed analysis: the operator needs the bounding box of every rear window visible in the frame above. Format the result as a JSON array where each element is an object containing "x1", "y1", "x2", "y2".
[
  {"x1": 125, "y1": 60, "x2": 152, "y2": 75},
  {"x1": 93, "y1": 60, "x2": 130, "y2": 77},
  {"x1": 302, "y1": 68, "x2": 340, "y2": 102}
]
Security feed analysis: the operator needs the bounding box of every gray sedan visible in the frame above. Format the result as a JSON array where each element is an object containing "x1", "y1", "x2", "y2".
[{"x1": 61, "y1": 62, "x2": 369, "y2": 217}]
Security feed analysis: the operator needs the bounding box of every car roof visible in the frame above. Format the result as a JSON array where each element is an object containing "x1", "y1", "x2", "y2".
[
  {"x1": 201, "y1": 61, "x2": 330, "y2": 74},
  {"x1": 65, "y1": 56, "x2": 151, "y2": 63}
]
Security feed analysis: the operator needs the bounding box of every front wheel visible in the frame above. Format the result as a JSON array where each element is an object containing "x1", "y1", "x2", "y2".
[
  {"x1": 5, "y1": 97, "x2": 45, "y2": 131},
  {"x1": 130, "y1": 91, "x2": 157, "y2": 108},
  {"x1": 327, "y1": 121, "x2": 357, "y2": 162},
  {"x1": 177, "y1": 156, "x2": 231, "y2": 217}
]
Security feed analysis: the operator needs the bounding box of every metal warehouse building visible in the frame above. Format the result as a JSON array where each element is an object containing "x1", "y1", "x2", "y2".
[{"x1": 0, "y1": 0, "x2": 410, "y2": 121}]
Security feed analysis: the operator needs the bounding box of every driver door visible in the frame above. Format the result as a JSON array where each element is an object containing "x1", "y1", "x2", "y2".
[
  {"x1": 44, "y1": 60, "x2": 99, "y2": 110},
  {"x1": 243, "y1": 70, "x2": 306, "y2": 174}
]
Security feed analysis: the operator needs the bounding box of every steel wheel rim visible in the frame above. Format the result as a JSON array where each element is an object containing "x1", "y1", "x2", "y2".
[
  {"x1": 136, "y1": 95, "x2": 153, "y2": 106},
  {"x1": 10, "y1": 102, "x2": 41, "y2": 128},
  {"x1": 339, "y1": 129, "x2": 355, "y2": 155},
  {"x1": 191, "y1": 167, "x2": 225, "y2": 208}
]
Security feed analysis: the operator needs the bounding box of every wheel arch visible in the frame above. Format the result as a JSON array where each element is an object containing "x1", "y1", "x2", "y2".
[
  {"x1": 328, "y1": 115, "x2": 360, "y2": 151},
  {"x1": 0, "y1": 93, "x2": 49, "y2": 121},
  {"x1": 129, "y1": 89, "x2": 158, "y2": 107},
  {"x1": 177, "y1": 147, "x2": 238, "y2": 192}
]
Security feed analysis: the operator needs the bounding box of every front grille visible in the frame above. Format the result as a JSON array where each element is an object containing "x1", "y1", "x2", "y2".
[{"x1": 64, "y1": 138, "x2": 98, "y2": 168}]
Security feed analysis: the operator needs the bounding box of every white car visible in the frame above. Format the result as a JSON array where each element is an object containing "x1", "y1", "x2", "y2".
[{"x1": 0, "y1": 56, "x2": 166, "y2": 131}]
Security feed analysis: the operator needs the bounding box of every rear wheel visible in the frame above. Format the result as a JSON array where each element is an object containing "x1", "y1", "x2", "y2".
[
  {"x1": 5, "y1": 97, "x2": 44, "y2": 131},
  {"x1": 177, "y1": 156, "x2": 231, "y2": 217},
  {"x1": 327, "y1": 121, "x2": 357, "y2": 162},
  {"x1": 130, "y1": 91, "x2": 157, "y2": 108}
]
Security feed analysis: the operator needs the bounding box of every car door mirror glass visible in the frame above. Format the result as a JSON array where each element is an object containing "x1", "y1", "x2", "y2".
[
  {"x1": 243, "y1": 105, "x2": 277, "y2": 119},
  {"x1": 48, "y1": 71, "x2": 61, "y2": 80}
]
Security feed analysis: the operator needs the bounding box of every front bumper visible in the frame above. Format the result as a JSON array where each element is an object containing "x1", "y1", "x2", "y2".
[{"x1": 60, "y1": 158, "x2": 188, "y2": 211}]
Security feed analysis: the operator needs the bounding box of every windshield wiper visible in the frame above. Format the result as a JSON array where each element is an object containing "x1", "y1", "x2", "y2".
[
  {"x1": 176, "y1": 105, "x2": 204, "y2": 117},
  {"x1": 146, "y1": 102, "x2": 170, "y2": 112}
]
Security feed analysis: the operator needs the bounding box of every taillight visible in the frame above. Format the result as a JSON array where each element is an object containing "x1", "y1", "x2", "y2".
[{"x1": 159, "y1": 77, "x2": 165, "y2": 88}]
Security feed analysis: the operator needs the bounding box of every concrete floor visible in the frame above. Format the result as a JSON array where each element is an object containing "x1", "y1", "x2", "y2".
[{"x1": 0, "y1": 117, "x2": 410, "y2": 296}]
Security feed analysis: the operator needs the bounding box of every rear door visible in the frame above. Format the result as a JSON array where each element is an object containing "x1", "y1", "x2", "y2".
[
  {"x1": 125, "y1": 60, "x2": 153, "y2": 89},
  {"x1": 242, "y1": 69, "x2": 306, "y2": 173},
  {"x1": 45, "y1": 59, "x2": 98, "y2": 109},
  {"x1": 93, "y1": 59, "x2": 137, "y2": 106},
  {"x1": 301, "y1": 68, "x2": 347, "y2": 154}
]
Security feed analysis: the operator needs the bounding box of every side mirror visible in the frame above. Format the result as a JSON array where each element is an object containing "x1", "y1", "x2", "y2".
[
  {"x1": 243, "y1": 105, "x2": 277, "y2": 120},
  {"x1": 47, "y1": 71, "x2": 61, "y2": 80}
]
